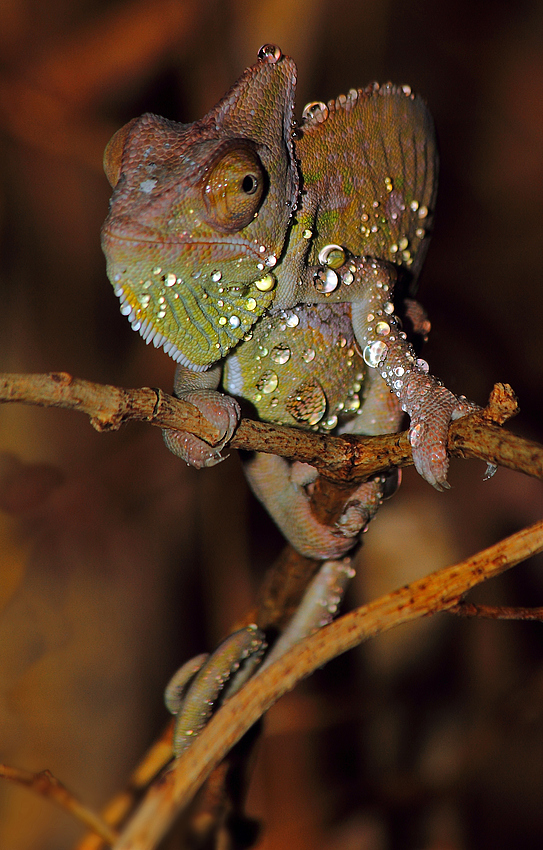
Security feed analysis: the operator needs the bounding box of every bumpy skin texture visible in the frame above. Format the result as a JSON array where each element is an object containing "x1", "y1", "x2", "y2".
[{"x1": 101, "y1": 45, "x2": 476, "y2": 559}]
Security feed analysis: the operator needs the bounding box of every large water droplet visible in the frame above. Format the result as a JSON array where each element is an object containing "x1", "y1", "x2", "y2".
[
  {"x1": 302, "y1": 101, "x2": 329, "y2": 122},
  {"x1": 286, "y1": 380, "x2": 327, "y2": 426},
  {"x1": 258, "y1": 44, "x2": 282, "y2": 63},
  {"x1": 318, "y1": 244, "x2": 345, "y2": 269},
  {"x1": 271, "y1": 344, "x2": 291, "y2": 364},
  {"x1": 314, "y1": 268, "x2": 339, "y2": 293},
  {"x1": 257, "y1": 370, "x2": 279, "y2": 394},
  {"x1": 255, "y1": 273, "x2": 276, "y2": 292},
  {"x1": 363, "y1": 340, "x2": 388, "y2": 367}
]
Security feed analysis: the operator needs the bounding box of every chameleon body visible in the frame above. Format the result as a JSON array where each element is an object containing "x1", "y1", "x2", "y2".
[{"x1": 101, "y1": 45, "x2": 476, "y2": 560}]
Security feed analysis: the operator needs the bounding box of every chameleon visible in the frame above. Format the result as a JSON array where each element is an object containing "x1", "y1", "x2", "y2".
[{"x1": 101, "y1": 44, "x2": 478, "y2": 561}]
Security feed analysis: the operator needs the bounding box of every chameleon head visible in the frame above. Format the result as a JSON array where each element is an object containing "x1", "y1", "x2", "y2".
[{"x1": 101, "y1": 46, "x2": 298, "y2": 371}]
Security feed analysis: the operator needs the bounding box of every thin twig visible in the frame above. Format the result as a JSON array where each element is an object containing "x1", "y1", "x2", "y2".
[
  {"x1": 112, "y1": 519, "x2": 543, "y2": 850},
  {"x1": 0, "y1": 765, "x2": 118, "y2": 845},
  {"x1": 449, "y1": 602, "x2": 543, "y2": 621}
]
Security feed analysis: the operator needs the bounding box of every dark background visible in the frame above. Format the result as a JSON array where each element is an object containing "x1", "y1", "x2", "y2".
[{"x1": 0, "y1": 1, "x2": 542, "y2": 848}]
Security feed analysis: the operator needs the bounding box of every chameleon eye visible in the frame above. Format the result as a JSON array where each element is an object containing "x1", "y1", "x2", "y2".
[
  {"x1": 103, "y1": 118, "x2": 138, "y2": 187},
  {"x1": 203, "y1": 143, "x2": 267, "y2": 232}
]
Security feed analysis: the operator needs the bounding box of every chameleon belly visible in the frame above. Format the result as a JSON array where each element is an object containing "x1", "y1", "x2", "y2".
[{"x1": 222, "y1": 302, "x2": 366, "y2": 431}]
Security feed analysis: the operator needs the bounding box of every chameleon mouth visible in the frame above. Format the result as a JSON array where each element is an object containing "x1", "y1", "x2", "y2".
[{"x1": 101, "y1": 218, "x2": 274, "y2": 267}]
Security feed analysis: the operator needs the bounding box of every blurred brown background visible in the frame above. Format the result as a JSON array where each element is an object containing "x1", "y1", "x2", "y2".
[{"x1": 0, "y1": 1, "x2": 542, "y2": 848}]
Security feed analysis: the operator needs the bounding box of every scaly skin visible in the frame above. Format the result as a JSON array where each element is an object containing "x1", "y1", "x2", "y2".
[{"x1": 101, "y1": 44, "x2": 478, "y2": 559}]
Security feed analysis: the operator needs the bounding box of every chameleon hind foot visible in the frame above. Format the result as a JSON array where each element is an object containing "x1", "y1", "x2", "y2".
[{"x1": 244, "y1": 453, "x2": 385, "y2": 560}]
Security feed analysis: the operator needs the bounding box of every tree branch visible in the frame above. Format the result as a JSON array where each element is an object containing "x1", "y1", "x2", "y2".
[
  {"x1": 112, "y1": 518, "x2": 543, "y2": 850},
  {"x1": 0, "y1": 373, "x2": 541, "y2": 484}
]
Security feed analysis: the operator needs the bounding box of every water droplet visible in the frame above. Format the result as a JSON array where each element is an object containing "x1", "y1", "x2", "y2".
[
  {"x1": 303, "y1": 229, "x2": 313, "y2": 239},
  {"x1": 385, "y1": 176, "x2": 393, "y2": 192},
  {"x1": 318, "y1": 243, "x2": 345, "y2": 269},
  {"x1": 390, "y1": 243, "x2": 398, "y2": 254},
  {"x1": 302, "y1": 348, "x2": 316, "y2": 363},
  {"x1": 418, "y1": 205, "x2": 429, "y2": 219},
  {"x1": 398, "y1": 236, "x2": 409, "y2": 251},
  {"x1": 246, "y1": 297, "x2": 257, "y2": 311},
  {"x1": 410, "y1": 200, "x2": 419, "y2": 212},
  {"x1": 271, "y1": 344, "x2": 291, "y2": 364},
  {"x1": 415, "y1": 228, "x2": 425, "y2": 239},
  {"x1": 375, "y1": 321, "x2": 390, "y2": 336},
  {"x1": 218, "y1": 316, "x2": 227, "y2": 326},
  {"x1": 258, "y1": 44, "x2": 282, "y2": 63},
  {"x1": 343, "y1": 270, "x2": 354, "y2": 285},
  {"x1": 255, "y1": 273, "x2": 276, "y2": 292},
  {"x1": 286, "y1": 380, "x2": 327, "y2": 425},
  {"x1": 322, "y1": 414, "x2": 338, "y2": 430},
  {"x1": 266, "y1": 254, "x2": 277, "y2": 267},
  {"x1": 383, "y1": 301, "x2": 394, "y2": 315},
  {"x1": 211, "y1": 270, "x2": 222, "y2": 282},
  {"x1": 152, "y1": 266, "x2": 162, "y2": 275},
  {"x1": 302, "y1": 101, "x2": 329, "y2": 122},
  {"x1": 286, "y1": 312, "x2": 299, "y2": 327},
  {"x1": 257, "y1": 370, "x2": 278, "y2": 393},
  {"x1": 314, "y1": 268, "x2": 339, "y2": 293},
  {"x1": 363, "y1": 340, "x2": 388, "y2": 367},
  {"x1": 344, "y1": 394, "x2": 361, "y2": 412},
  {"x1": 409, "y1": 423, "x2": 422, "y2": 446},
  {"x1": 229, "y1": 315, "x2": 240, "y2": 328}
]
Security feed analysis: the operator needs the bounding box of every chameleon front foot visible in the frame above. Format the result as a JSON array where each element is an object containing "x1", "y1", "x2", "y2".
[
  {"x1": 163, "y1": 388, "x2": 241, "y2": 468},
  {"x1": 369, "y1": 335, "x2": 479, "y2": 489},
  {"x1": 244, "y1": 453, "x2": 385, "y2": 560}
]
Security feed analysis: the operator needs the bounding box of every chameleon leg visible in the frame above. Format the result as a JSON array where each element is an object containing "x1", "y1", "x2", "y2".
[
  {"x1": 297, "y1": 253, "x2": 479, "y2": 487},
  {"x1": 244, "y1": 452, "x2": 385, "y2": 560},
  {"x1": 162, "y1": 363, "x2": 240, "y2": 468},
  {"x1": 350, "y1": 285, "x2": 478, "y2": 488}
]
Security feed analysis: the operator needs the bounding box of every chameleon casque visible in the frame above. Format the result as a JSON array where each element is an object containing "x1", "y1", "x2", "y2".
[{"x1": 101, "y1": 44, "x2": 477, "y2": 562}]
